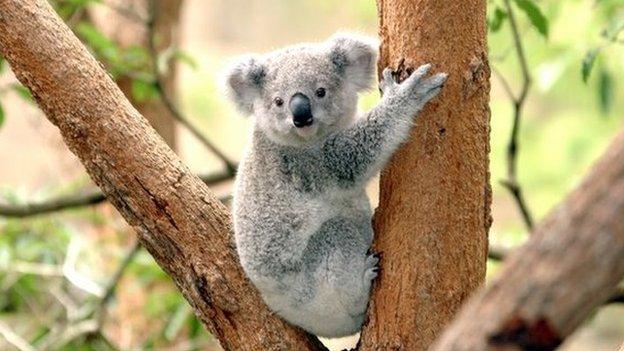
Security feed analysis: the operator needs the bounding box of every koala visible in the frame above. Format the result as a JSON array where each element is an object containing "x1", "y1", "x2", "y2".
[{"x1": 226, "y1": 33, "x2": 446, "y2": 337}]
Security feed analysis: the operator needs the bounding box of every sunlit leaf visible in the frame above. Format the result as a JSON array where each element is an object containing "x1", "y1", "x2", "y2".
[
  {"x1": 75, "y1": 22, "x2": 120, "y2": 64},
  {"x1": 581, "y1": 48, "x2": 600, "y2": 83},
  {"x1": 171, "y1": 50, "x2": 198, "y2": 70},
  {"x1": 513, "y1": 0, "x2": 549, "y2": 37},
  {"x1": 131, "y1": 79, "x2": 158, "y2": 102},
  {"x1": 489, "y1": 7, "x2": 508, "y2": 32},
  {"x1": 0, "y1": 103, "x2": 5, "y2": 130},
  {"x1": 157, "y1": 48, "x2": 199, "y2": 75},
  {"x1": 601, "y1": 17, "x2": 624, "y2": 41},
  {"x1": 12, "y1": 84, "x2": 34, "y2": 103},
  {"x1": 598, "y1": 70, "x2": 613, "y2": 114}
]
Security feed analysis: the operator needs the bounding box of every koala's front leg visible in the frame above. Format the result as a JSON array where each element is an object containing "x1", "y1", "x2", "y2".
[{"x1": 323, "y1": 64, "x2": 446, "y2": 184}]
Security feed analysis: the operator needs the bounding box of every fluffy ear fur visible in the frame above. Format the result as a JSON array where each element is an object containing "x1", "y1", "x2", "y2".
[
  {"x1": 328, "y1": 33, "x2": 378, "y2": 92},
  {"x1": 224, "y1": 55, "x2": 267, "y2": 115}
]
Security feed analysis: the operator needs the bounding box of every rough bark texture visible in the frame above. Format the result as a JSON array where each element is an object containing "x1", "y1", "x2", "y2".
[
  {"x1": 359, "y1": 1, "x2": 491, "y2": 350},
  {"x1": 432, "y1": 130, "x2": 624, "y2": 351},
  {"x1": 0, "y1": 1, "x2": 324, "y2": 350},
  {"x1": 89, "y1": 0, "x2": 181, "y2": 148}
]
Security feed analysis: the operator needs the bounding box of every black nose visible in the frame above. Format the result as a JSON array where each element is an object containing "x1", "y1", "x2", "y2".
[{"x1": 289, "y1": 93, "x2": 313, "y2": 128}]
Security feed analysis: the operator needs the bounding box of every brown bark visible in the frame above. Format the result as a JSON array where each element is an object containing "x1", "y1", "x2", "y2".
[
  {"x1": 432, "y1": 130, "x2": 624, "y2": 351},
  {"x1": 89, "y1": 0, "x2": 180, "y2": 148},
  {"x1": 0, "y1": 1, "x2": 324, "y2": 350},
  {"x1": 359, "y1": 1, "x2": 491, "y2": 350}
]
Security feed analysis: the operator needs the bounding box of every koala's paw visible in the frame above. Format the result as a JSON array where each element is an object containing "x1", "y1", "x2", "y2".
[
  {"x1": 364, "y1": 252, "x2": 380, "y2": 281},
  {"x1": 380, "y1": 64, "x2": 447, "y2": 107}
]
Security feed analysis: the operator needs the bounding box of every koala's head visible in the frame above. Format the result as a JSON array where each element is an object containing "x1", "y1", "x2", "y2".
[{"x1": 225, "y1": 33, "x2": 377, "y2": 147}]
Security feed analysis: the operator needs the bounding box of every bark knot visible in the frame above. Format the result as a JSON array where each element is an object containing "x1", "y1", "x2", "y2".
[
  {"x1": 135, "y1": 176, "x2": 179, "y2": 230},
  {"x1": 488, "y1": 316, "x2": 562, "y2": 351}
]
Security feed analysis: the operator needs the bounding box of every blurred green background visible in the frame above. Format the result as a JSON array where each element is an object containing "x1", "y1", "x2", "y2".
[{"x1": 0, "y1": 0, "x2": 623, "y2": 350}]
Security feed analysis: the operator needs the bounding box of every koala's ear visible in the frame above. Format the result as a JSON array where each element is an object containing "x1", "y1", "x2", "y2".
[
  {"x1": 328, "y1": 33, "x2": 378, "y2": 91},
  {"x1": 223, "y1": 55, "x2": 267, "y2": 115}
]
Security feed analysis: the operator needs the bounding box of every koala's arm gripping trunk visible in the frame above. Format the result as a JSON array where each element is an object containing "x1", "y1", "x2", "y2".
[{"x1": 321, "y1": 67, "x2": 445, "y2": 185}]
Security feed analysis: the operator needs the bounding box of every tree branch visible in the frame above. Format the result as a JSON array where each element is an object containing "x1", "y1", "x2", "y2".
[
  {"x1": 98, "y1": 241, "x2": 141, "y2": 316},
  {"x1": 499, "y1": 0, "x2": 535, "y2": 232},
  {"x1": 0, "y1": 321, "x2": 36, "y2": 351},
  {"x1": 0, "y1": 171, "x2": 233, "y2": 218},
  {"x1": 0, "y1": 1, "x2": 325, "y2": 349},
  {"x1": 433, "y1": 129, "x2": 624, "y2": 350},
  {"x1": 488, "y1": 244, "x2": 624, "y2": 305}
]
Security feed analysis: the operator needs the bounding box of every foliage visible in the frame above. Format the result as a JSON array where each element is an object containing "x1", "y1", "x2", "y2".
[
  {"x1": 513, "y1": 0, "x2": 549, "y2": 37},
  {"x1": 1, "y1": 0, "x2": 624, "y2": 349}
]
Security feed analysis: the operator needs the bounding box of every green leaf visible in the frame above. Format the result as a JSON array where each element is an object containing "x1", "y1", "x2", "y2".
[
  {"x1": 131, "y1": 79, "x2": 158, "y2": 102},
  {"x1": 601, "y1": 17, "x2": 624, "y2": 41},
  {"x1": 11, "y1": 84, "x2": 34, "y2": 103},
  {"x1": 171, "y1": 50, "x2": 198, "y2": 70},
  {"x1": 513, "y1": 0, "x2": 549, "y2": 37},
  {"x1": 598, "y1": 70, "x2": 613, "y2": 114},
  {"x1": 489, "y1": 7, "x2": 508, "y2": 33},
  {"x1": 0, "y1": 103, "x2": 5, "y2": 130},
  {"x1": 581, "y1": 48, "x2": 600, "y2": 83},
  {"x1": 75, "y1": 22, "x2": 120, "y2": 64},
  {"x1": 0, "y1": 56, "x2": 5, "y2": 73}
]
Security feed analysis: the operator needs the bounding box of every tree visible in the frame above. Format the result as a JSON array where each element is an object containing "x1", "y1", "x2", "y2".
[
  {"x1": 2, "y1": 0, "x2": 624, "y2": 350},
  {"x1": 359, "y1": 0, "x2": 490, "y2": 349}
]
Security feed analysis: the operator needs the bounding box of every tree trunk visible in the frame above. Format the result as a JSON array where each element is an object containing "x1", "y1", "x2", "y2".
[
  {"x1": 359, "y1": 1, "x2": 491, "y2": 350},
  {"x1": 432, "y1": 129, "x2": 624, "y2": 351},
  {"x1": 89, "y1": 0, "x2": 180, "y2": 148},
  {"x1": 0, "y1": 1, "x2": 324, "y2": 350}
]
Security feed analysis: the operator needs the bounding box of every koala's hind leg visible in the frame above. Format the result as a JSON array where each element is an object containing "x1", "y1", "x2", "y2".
[{"x1": 303, "y1": 217, "x2": 378, "y2": 320}]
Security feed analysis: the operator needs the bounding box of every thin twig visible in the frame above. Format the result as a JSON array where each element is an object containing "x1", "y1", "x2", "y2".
[
  {"x1": 487, "y1": 244, "x2": 511, "y2": 261},
  {"x1": 2, "y1": 261, "x2": 64, "y2": 276},
  {"x1": 95, "y1": 241, "x2": 142, "y2": 328},
  {"x1": 0, "y1": 321, "x2": 36, "y2": 351},
  {"x1": 99, "y1": 0, "x2": 147, "y2": 23},
  {"x1": 99, "y1": 243, "x2": 141, "y2": 310},
  {"x1": 499, "y1": 0, "x2": 535, "y2": 232},
  {"x1": 146, "y1": 0, "x2": 237, "y2": 174},
  {"x1": 0, "y1": 171, "x2": 233, "y2": 218},
  {"x1": 492, "y1": 66, "x2": 515, "y2": 102},
  {"x1": 0, "y1": 189, "x2": 105, "y2": 218}
]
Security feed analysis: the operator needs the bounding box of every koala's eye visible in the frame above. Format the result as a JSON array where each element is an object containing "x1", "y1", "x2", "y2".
[
  {"x1": 274, "y1": 97, "x2": 284, "y2": 107},
  {"x1": 315, "y1": 88, "x2": 326, "y2": 98}
]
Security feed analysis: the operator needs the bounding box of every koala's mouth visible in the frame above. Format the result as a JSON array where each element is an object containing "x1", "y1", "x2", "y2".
[{"x1": 294, "y1": 124, "x2": 318, "y2": 139}]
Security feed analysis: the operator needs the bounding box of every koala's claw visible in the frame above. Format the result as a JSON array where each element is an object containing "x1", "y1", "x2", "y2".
[
  {"x1": 416, "y1": 72, "x2": 448, "y2": 101},
  {"x1": 364, "y1": 253, "x2": 380, "y2": 280},
  {"x1": 410, "y1": 63, "x2": 432, "y2": 84},
  {"x1": 379, "y1": 67, "x2": 397, "y2": 93}
]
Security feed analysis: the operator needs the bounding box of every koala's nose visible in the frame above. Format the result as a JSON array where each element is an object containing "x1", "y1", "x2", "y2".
[{"x1": 289, "y1": 93, "x2": 313, "y2": 128}]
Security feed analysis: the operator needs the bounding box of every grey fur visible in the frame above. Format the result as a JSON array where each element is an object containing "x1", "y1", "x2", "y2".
[{"x1": 226, "y1": 33, "x2": 446, "y2": 337}]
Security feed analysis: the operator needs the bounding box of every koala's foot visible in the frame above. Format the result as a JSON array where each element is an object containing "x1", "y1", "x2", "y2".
[
  {"x1": 364, "y1": 252, "x2": 380, "y2": 281},
  {"x1": 380, "y1": 64, "x2": 447, "y2": 108}
]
